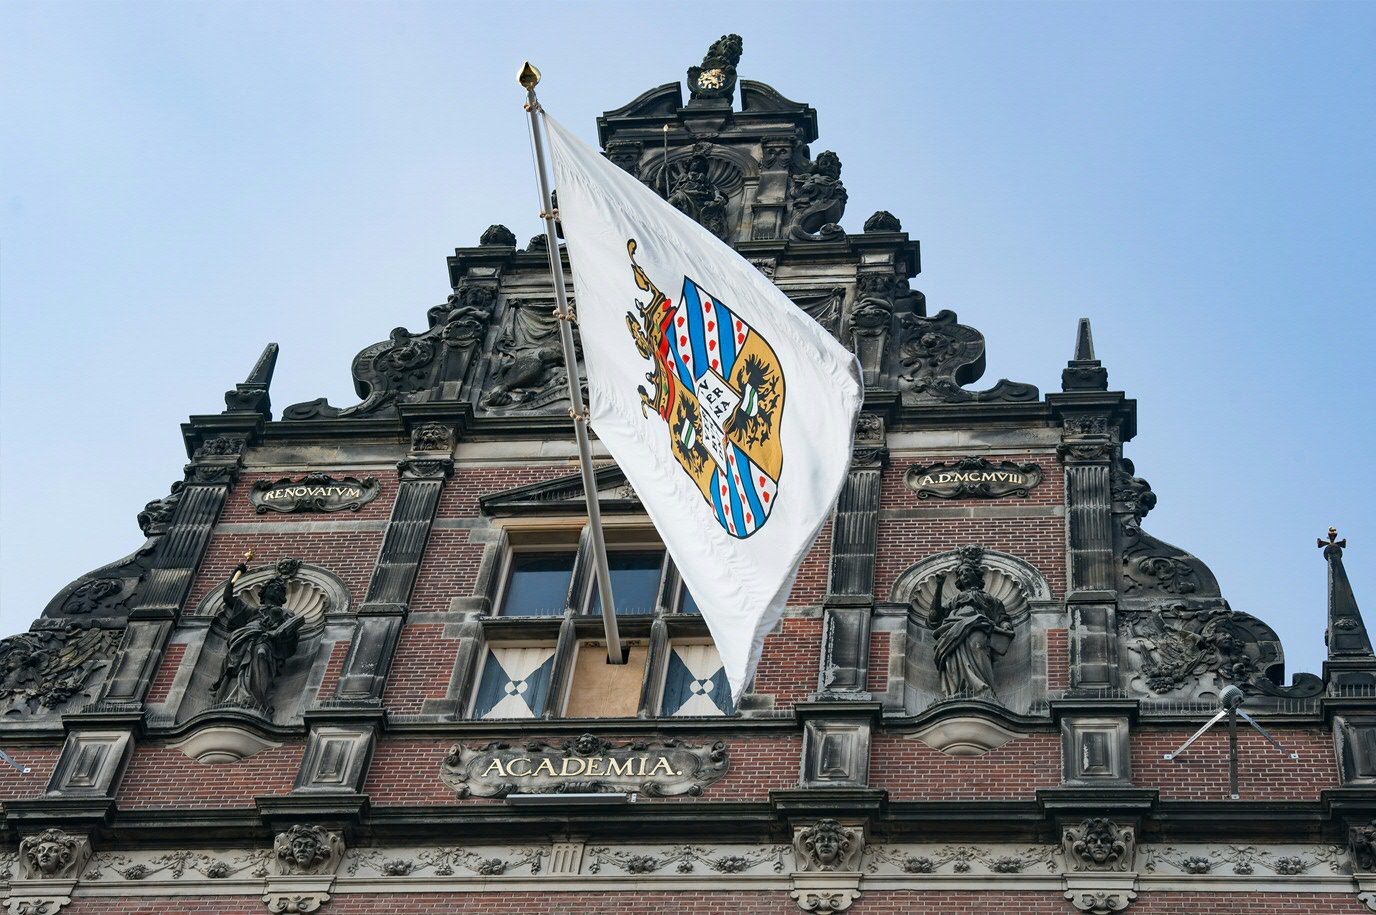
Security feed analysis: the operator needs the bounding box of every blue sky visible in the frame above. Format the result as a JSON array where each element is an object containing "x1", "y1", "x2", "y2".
[{"x1": 2, "y1": 1, "x2": 1373, "y2": 680}]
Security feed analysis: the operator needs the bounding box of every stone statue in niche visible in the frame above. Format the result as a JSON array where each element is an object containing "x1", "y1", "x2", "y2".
[
  {"x1": 927, "y1": 546, "x2": 1014, "y2": 700},
  {"x1": 789, "y1": 150, "x2": 847, "y2": 240},
  {"x1": 212, "y1": 558, "x2": 305, "y2": 716},
  {"x1": 668, "y1": 144, "x2": 730, "y2": 239}
]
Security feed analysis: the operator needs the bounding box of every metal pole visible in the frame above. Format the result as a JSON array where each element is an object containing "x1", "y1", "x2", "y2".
[
  {"x1": 519, "y1": 62, "x2": 624, "y2": 664},
  {"x1": 1227, "y1": 707, "x2": 1239, "y2": 799}
]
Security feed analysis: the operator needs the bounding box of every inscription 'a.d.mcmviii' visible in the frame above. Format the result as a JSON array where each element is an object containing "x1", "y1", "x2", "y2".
[{"x1": 904, "y1": 457, "x2": 1042, "y2": 500}]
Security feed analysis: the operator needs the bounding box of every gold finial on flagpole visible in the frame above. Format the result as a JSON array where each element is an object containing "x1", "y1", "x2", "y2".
[{"x1": 518, "y1": 62, "x2": 541, "y2": 90}]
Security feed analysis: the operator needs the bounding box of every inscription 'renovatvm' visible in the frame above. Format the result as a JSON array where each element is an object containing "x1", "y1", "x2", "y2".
[{"x1": 250, "y1": 472, "x2": 381, "y2": 514}]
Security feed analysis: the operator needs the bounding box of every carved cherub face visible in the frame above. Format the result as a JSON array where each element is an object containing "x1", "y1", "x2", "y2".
[
  {"x1": 1077, "y1": 821, "x2": 1120, "y2": 863},
  {"x1": 803, "y1": 820, "x2": 850, "y2": 866},
  {"x1": 288, "y1": 833, "x2": 324, "y2": 868},
  {"x1": 27, "y1": 840, "x2": 73, "y2": 876}
]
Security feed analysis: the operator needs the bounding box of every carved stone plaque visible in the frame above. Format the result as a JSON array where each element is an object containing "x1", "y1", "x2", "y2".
[
  {"x1": 904, "y1": 458, "x2": 1042, "y2": 499},
  {"x1": 250, "y1": 473, "x2": 380, "y2": 514},
  {"x1": 441, "y1": 733, "x2": 728, "y2": 798}
]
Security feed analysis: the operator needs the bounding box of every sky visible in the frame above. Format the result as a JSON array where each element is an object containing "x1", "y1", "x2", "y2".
[{"x1": 2, "y1": 1, "x2": 1373, "y2": 681}]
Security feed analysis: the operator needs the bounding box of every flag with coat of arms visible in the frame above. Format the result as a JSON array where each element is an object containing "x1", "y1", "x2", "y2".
[{"x1": 544, "y1": 113, "x2": 863, "y2": 702}]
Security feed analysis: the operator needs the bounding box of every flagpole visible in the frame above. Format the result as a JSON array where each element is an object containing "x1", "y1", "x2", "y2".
[{"x1": 519, "y1": 62, "x2": 625, "y2": 665}]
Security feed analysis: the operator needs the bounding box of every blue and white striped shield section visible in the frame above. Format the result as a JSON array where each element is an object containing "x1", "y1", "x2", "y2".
[
  {"x1": 471, "y1": 646, "x2": 555, "y2": 720},
  {"x1": 664, "y1": 277, "x2": 781, "y2": 538},
  {"x1": 661, "y1": 643, "x2": 733, "y2": 717}
]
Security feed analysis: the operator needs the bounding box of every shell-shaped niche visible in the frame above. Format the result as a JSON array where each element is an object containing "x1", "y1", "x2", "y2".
[
  {"x1": 194, "y1": 563, "x2": 348, "y2": 635},
  {"x1": 894, "y1": 549, "x2": 1052, "y2": 623}
]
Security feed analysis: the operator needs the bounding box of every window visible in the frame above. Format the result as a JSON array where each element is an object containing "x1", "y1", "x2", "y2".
[
  {"x1": 473, "y1": 521, "x2": 727, "y2": 719},
  {"x1": 500, "y1": 552, "x2": 576, "y2": 617},
  {"x1": 588, "y1": 549, "x2": 667, "y2": 616}
]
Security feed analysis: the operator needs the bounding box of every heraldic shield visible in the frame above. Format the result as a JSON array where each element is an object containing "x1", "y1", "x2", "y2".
[{"x1": 625, "y1": 240, "x2": 785, "y2": 539}]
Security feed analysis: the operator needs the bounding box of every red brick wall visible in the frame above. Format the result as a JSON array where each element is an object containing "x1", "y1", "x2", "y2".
[
  {"x1": 870, "y1": 732, "x2": 1060, "y2": 800},
  {"x1": 0, "y1": 746, "x2": 61, "y2": 800},
  {"x1": 217, "y1": 471, "x2": 398, "y2": 524},
  {"x1": 867, "y1": 631, "x2": 891, "y2": 693},
  {"x1": 382, "y1": 624, "x2": 462, "y2": 715},
  {"x1": 64, "y1": 892, "x2": 1371, "y2": 915},
  {"x1": 408, "y1": 528, "x2": 489, "y2": 612},
  {"x1": 436, "y1": 466, "x2": 573, "y2": 519},
  {"x1": 1045, "y1": 628, "x2": 1069, "y2": 691},
  {"x1": 186, "y1": 530, "x2": 382, "y2": 611},
  {"x1": 317, "y1": 639, "x2": 351, "y2": 698},
  {"x1": 1133, "y1": 726, "x2": 1338, "y2": 799},
  {"x1": 789, "y1": 520, "x2": 832, "y2": 606},
  {"x1": 753, "y1": 617, "x2": 821, "y2": 710},
  {"x1": 116, "y1": 742, "x2": 302, "y2": 808},
  {"x1": 363, "y1": 734, "x2": 801, "y2": 806},
  {"x1": 875, "y1": 454, "x2": 1066, "y2": 601},
  {"x1": 146, "y1": 643, "x2": 187, "y2": 704}
]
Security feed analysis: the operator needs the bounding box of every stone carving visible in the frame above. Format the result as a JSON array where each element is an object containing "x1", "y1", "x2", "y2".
[
  {"x1": 481, "y1": 299, "x2": 573, "y2": 409},
  {"x1": 604, "y1": 139, "x2": 643, "y2": 176},
  {"x1": 794, "y1": 820, "x2": 864, "y2": 873},
  {"x1": 790, "y1": 886, "x2": 861, "y2": 913},
  {"x1": 905, "y1": 457, "x2": 1043, "y2": 500},
  {"x1": 864, "y1": 843, "x2": 1058, "y2": 875},
  {"x1": 479, "y1": 224, "x2": 516, "y2": 247},
  {"x1": 525, "y1": 233, "x2": 549, "y2": 253},
  {"x1": 192, "y1": 436, "x2": 245, "y2": 461},
  {"x1": 863, "y1": 210, "x2": 902, "y2": 232},
  {"x1": 1063, "y1": 818, "x2": 1135, "y2": 872},
  {"x1": 1354, "y1": 821, "x2": 1376, "y2": 872},
  {"x1": 410, "y1": 422, "x2": 453, "y2": 452},
  {"x1": 667, "y1": 143, "x2": 731, "y2": 239},
  {"x1": 789, "y1": 150, "x2": 847, "y2": 240},
  {"x1": 687, "y1": 34, "x2": 742, "y2": 103},
  {"x1": 58, "y1": 579, "x2": 124, "y2": 616},
  {"x1": 346, "y1": 846, "x2": 545, "y2": 878},
  {"x1": 586, "y1": 845, "x2": 786, "y2": 876},
  {"x1": 427, "y1": 283, "x2": 496, "y2": 350},
  {"x1": 250, "y1": 472, "x2": 381, "y2": 514},
  {"x1": 79, "y1": 850, "x2": 272, "y2": 882},
  {"x1": 283, "y1": 317, "x2": 450, "y2": 420},
  {"x1": 1065, "y1": 889, "x2": 1136, "y2": 914},
  {"x1": 263, "y1": 894, "x2": 329, "y2": 914},
  {"x1": 0, "y1": 624, "x2": 119, "y2": 715},
  {"x1": 895, "y1": 309, "x2": 1038, "y2": 403},
  {"x1": 442, "y1": 734, "x2": 729, "y2": 798},
  {"x1": 1111, "y1": 459, "x2": 1156, "y2": 521},
  {"x1": 273, "y1": 825, "x2": 344, "y2": 876},
  {"x1": 18, "y1": 830, "x2": 92, "y2": 880},
  {"x1": 790, "y1": 287, "x2": 846, "y2": 336},
  {"x1": 211, "y1": 559, "x2": 305, "y2": 716},
  {"x1": 925, "y1": 546, "x2": 1014, "y2": 700},
  {"x1": 1119, "y1": 605, "x2": 1322, "y2": 699},
  {"x1": 851, "y1": 274, "x2": 897, "y2": 340},
  {"x1": 137, "y1": 481, "x2": 185, "y2": 536}
]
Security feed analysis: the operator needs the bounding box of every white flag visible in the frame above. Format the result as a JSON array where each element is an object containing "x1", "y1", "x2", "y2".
[{"x1": 545, "y1": 114, "x2": 862, "y2": 702}]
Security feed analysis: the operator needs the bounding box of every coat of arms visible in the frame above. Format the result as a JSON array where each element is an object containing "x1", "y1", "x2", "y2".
[{"x1": 625, "y1": 240, "x2": 784, "y2": 538}]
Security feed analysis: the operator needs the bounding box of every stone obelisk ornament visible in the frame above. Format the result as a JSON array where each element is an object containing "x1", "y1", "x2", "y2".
[
  {"x1": 927, "y1": 546, "x2": 1014, "y2": 700},
  {"x1": 212, "y1": 553, "x2": 304, "y2": 716}
]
